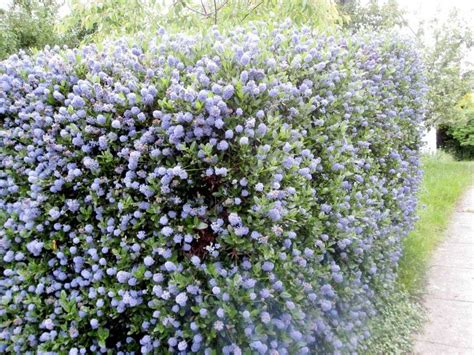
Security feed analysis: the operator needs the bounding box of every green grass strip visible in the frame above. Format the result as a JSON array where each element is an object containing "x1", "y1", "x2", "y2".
[{"x1": 399, "y1": 152, "x2": 474, "y2": 293}]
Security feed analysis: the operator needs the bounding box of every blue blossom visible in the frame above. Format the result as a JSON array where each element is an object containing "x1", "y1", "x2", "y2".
[
  {"x1": 213, "y1": 321, "x2": 224, "y2": 331},
  {"x1": 83, "y1": 157, "x2": 99, "y2": 172},
  {"x1": 161, "y1": 226, "x2": 173, "y2": 237},
  {"x1": 175, "y1": 292, "x2": 188, "y2": 306},
  {"x1": 191, "y1": 256, "x2": 201, "y2": 266},
  {"x1": 214, "y1": 167, "x2": 228, "y2": 176},
  {"x1": 164, "y1": 261, "x2": 176, "y2": 272},
  {"x1": 116, "y1": 271, "x2": 130, "y2": 284},
  {"x1": 256, "y1": 123, "x2": 267, "y2": 136},
  {"x1": 228, "y1": 213, "x2": 241, "y2": 226},
  {"x1": 240, "y1": 53, "x2": 251, "y2": 66},
  {"x1": 71, "y1": 96, "x2": 85, "y2": 108},
  {"x1": 222, "y1": 85, "x2": 234, "y2": 100},
  {"x1": 144, "y1": 256, "x2": 154, "y2": 267},
  {"x1": 90, "y1": 319, "x2": 99, "y2": 329},
  {"x1": 48, "y1": 208, "x2": 61, "y2": 220},
  {"x1": 216, "y1": 308, "x2": 225, "y2": 318},
  {"x1": 267, "y1": 208, "x2": 281, "y2": 221},
  {"x1": 217, "y1": 140, "x2": 229, "y2": 151},
  {"x1": 239, "y1": 137, "x2": 249, "y2": 145},
  {"x1": 321, "y1": 300, "x2": 332, "y2": 312},
  {"x1": 43, "y1": 318, "x2": 54, "y2": 330},
  {"x1": 262, "y1": 261, "x2": 274, "y2": 272},
  {"x1": 235, "y1": 226, "x2": 249, "y2": 236},
  {"x1": 0, "y1": 22, "x2": 424, "y2": 354},
  {"x1": 260, "y1": 312, "x2": 271, "y2": 324},
  {"x1": 111, "y1": 119, "x2": 121, "y2": 129},
  {"x1": 178, "y1": 340, "x2": 188, "y2": 351},
  {"x1": 26, "y1": 240, "x2": 44, "y2": 256}
]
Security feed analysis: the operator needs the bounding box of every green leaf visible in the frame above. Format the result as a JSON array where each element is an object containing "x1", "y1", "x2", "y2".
[
  {"x1": 59, "y1": 290, "x2": 69, "y2": 311},
  {"x1": 196, "y1": 222, "x2": 208, "y2": 230},
  {"x1": 97, "y1": 327, "x2": 109, "y2": 348}
]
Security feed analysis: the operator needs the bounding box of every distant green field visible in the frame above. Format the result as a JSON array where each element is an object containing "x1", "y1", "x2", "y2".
[{"x1": 399, "y1": 152, "x2": 474, "y2": 293}]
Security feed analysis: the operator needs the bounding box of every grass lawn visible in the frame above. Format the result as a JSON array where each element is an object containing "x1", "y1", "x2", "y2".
[{"x1": 398, "y1": 152, "x2": 474, "y2": 293}]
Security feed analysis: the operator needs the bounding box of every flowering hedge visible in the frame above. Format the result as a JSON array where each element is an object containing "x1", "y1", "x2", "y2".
[{"x1": 0, "y1": 22, "x2": 425, "y2": 354}]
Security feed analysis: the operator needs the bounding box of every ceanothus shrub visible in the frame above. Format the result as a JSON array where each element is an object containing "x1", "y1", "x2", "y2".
[{"x1": 0, "y1": 21, "x2": 425, "y2": 354}]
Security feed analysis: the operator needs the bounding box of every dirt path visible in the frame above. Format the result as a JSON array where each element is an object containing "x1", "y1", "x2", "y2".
[{"x1": 414, "y1": 186, "x2": 474, "y2": 354}]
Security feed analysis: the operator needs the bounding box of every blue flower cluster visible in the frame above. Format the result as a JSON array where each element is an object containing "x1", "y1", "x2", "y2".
[{"x1": 0, "y1": 21, "x2": 426, "y2": 354}]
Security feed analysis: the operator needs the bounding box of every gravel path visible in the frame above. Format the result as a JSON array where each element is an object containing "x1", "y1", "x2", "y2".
[{"x1": 414, "y1": 186, "x2": 474, "y2": 354}]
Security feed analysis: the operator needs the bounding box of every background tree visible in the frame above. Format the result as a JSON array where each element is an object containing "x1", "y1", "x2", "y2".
[
  {"x1": 59, "y1": 0, "x2": 164, "y2": 46},
  {"x1": 0, "y1": 0, "x2": 342, "y2": 56},
  {"x1": 418, "y1": 10, "x2": 473, "y2": 158},
  {"x1": 336, "y1": 0, "x2": 406, "y2": 31},
  {"x1": 170, "y1": 0, "x2": 341, "y2": 28},
  {"x1": 0, "y1": 0, "x2": 61, "y2": 59},
  {"x1": 440, "y1": 92, "x2": 474, "y2": 159},
  {"x1": 59, "y1": 0, "x2": 341, "y2": 45},
  {"x1": 338, "y1": 1, "x2": 474, "y2": 159},
  {"x1": 419, "y1": 10, "x2": 473, "y2": 127}
]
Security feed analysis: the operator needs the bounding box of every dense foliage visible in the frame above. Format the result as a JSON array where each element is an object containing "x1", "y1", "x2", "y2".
[
  {"x1": 439, "y1": 93, "x2": 474, "y2": 160},
  {"x1": 59, "y1": 0, "x2": 340, "y2": 46},
  {"x1": 0, "y1": 0, "x2": 340, "y2": 58},
  {"x1": 58, "y1": 0, "x2": 165, "y2": 47},
  {"x1": 0, "y1": 0, "x2": 62, "y2": 60},
  {"x1": 448, "y1": 120, "x2": 474, "y2": 158},
  {"x1": 0, "y1": 22, "x2": 425, "y2": 353},
  {"x1": 360, "y1": 289, "x2": 423, "y2": 354}
]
